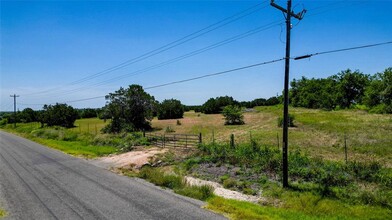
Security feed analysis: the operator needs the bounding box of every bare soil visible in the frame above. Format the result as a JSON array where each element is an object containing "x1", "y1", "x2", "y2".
[
  {"x1": 90, "y1": 148, "x2": 263, "y2": 203},
  {"x1": 90, "y1": 147, "x2": 168, "y2": 169}
]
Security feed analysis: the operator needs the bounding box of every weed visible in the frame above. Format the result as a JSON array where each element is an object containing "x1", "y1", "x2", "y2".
[
  {"x1": 223, "y1": 178, "x2": 237, "y2": 189},
  {"x1": 175, "y1": 185, "x2": 214, "y2": 201},
  {"x1": 138, "y1": 167, "x2": 214, "y2": 201},
  {"x1": 165, "y1": 126, "x2": 175, "y2": 133},
  {"x1": 278, "y1": 114, "x2": 295, "y2": 127}
]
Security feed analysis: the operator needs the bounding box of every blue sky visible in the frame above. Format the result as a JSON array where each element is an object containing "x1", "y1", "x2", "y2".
[{"x1": 1, "y1": 0, "x2": 391, "y2": 110}]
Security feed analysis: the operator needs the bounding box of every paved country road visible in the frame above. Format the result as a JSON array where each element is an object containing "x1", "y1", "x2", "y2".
[{"x1": 0, "y1": 131, "x2": 226, "y2": 220}]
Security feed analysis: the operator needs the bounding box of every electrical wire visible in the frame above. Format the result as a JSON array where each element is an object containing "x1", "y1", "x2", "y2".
[
  {"x1": 26, "y1": 40, "x2": 392, "y2": 105},
  {"x1": 48, "y1": 20, "x2": 284, "y2": 98},
  {"x1": 23, "y1": 1, "x2": 269, "y2": 97},
  {"x1": 51, "y1": 0, "x2": 370, "y2": 98},
  {"x1": 293, "y1": 41, "x2": 392, "y2": 60}
]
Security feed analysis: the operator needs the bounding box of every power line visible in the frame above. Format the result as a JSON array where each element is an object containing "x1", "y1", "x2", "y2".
[
  {"x1": 19, "y1": 41, "x2": 392, "y2": 106},
  {"x1": 145, "y1": 58, "x2": 285, "y2": 90},
  {"x1": 23, "y1": 1, "x2": 269, "y2": 97},
  {"x1": 293, "y1": 41, "x2": 392, "y2": 60},
  {"x1": 22, "y1": 58, "x2": 286, "y2": 105},
  {"x1": 50, "y1": 20, "x2": 283, "y2": 97},
  {"x1": 22, "y1": 1, "x2": 358, "y2": 99}
]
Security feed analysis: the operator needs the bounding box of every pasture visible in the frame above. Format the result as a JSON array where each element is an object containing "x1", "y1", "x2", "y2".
[{"x1": 151, "y1": 106, "x2": 392, "y2": 167}]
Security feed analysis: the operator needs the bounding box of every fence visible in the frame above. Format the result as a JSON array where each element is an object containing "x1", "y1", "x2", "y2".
[{"x1": 144, "y1": 132, "x2": 202, "y2": 148}]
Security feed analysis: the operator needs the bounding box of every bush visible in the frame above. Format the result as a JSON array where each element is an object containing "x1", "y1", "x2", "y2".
[
  {"x1": 222, "y1": 105, "x2": 245, "y2": 125},
  {"x1": 157, "y1": 99, "x2": 184, "y2": 120},
  {"x1": 277, "y1": 114, "x2": 295, "y2": 127},
  {"x1": 175, "y1": 185, "x2": 214, "y2": 201},
  {"x1": 223, "y1": 178, "x2": 237, "y2": 189},
  {"x1": 139, "y1": 167, "x2": 184, "y2": 189},
  {"x1": 39, "y1": 104, "x2": 79, "y2": 128}
]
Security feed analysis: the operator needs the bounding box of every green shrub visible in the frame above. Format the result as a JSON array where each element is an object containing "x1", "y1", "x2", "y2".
[
  {"x1": 346, "y1": 160, "x2": 381, "y2": 182},
  {"x1": 175, "y1": 185, "x2": 214, "y2": 201},
  {"x1": 223, "y1": 178, "x2": 237, "y2": 189},
  {"x1": 138, "y1": 167, "x2": 184, "y2": 189},
  {"x1": 222, "y1": 105, "x2": 245, "y2": 125},
  {"x1": 278, "y1": 114, "x2": 295, "y2": 127},
  {"x1": 376, "y1": 169, "x2": 392, "y2": 188}
]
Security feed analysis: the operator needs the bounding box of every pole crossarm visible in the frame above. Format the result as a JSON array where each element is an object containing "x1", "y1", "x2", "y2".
[
  {"x1": 270, "y1": 0, "x2": 306, "y2": 20},
  {"x1": 10, "y1": 94, "x2": 20, "y2": 128}
]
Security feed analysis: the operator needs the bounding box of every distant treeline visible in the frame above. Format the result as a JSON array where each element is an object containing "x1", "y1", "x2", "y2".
[
  {"x1": 184, "y1": 96, "x2": 281, "y2": 114},
  {"x1": 0, "y1": 106, "x2": 103, "y2": 127},
  {"x1": 1, "y1": 67, "x2": 390, "y2": 127},
  {"x1": 290, "y1": 67, "x2": 392, "y2": 113}
]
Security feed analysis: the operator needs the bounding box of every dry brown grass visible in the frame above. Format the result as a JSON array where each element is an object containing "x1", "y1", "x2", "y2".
[{"x1": 151, "y1": 108, "x2": 392, "y2": 167}]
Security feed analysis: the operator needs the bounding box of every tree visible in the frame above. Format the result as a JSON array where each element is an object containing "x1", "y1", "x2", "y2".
[
  {"x1": 157, "y1": 99, "x2": 184, "y2": 120},
  {"x1": 79, "y1": 108, "x2": 97, "y2": 119},
  {"x1": 39, "y1": 104, "x2": 79, "y2": 128},
  {"x1": 364, "y1": 67, "x2": 392, "y2": 113},
  {"x1": 290, "y1": 77, "x2": 338, "y2": 110},
  {"x1": 222, "y1": 105, "x2": 244, "y2": 125},
  {"x1": 19, "y1": 108, "x2": 37, "y2": 123},
  {"x1": 335, "y1": 69, "x2": 369, "y2": 108},
  {"x1": 103, "y1": 84, "x2": 156, "y2": 133},
  {"x1": 202, "y1": 96, "x2": 238, "y2": 114}
]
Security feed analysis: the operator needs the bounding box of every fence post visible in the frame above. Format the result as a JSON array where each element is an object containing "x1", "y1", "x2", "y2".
[
  {"x1": 185, "y1": 135, "x2": 188, "y2": 147},
  {"x1": 95, "y1": 125, "x2": 97, "y2": 135},
  {"x1": 277, "y1": 133, "x2": 280, "y2": 150},
  {"x1": 163, "y1": 134, "x2": 166, "y2": 148},
  {"x1": 199, "y1": 133, "x2": 202, "y2": 144},
  {"x1": 212, "y1": 130, "x2": 215, "y2": 144},
  {"x1": 174, "y1": 134, "x2": 176, "y2": 147},
  {"x1": 143, "y1": 130, "x2": 145, "y2": 137},
  {"x1": 344, "y1": 133, "x2": 348, "y2": 163},
  {"x1": 230, "y1": 134, "x2": 235, "y2": 148}
]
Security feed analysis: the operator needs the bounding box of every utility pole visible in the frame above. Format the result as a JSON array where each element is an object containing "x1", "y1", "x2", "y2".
[
  {"x1": 10, "y1": 94, "x2": 19, "y2": 128},
  {"x1": 270, "y1": 0, "x2": 305, "y2": 188}
]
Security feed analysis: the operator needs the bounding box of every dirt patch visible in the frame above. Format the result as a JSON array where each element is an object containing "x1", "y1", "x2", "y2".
[{"x1": 90, "y1": 147, "x2": 168, "y2": 169}]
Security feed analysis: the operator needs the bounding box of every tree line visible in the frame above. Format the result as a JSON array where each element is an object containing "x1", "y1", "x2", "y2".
[
  {"x1": 290, "y1": 67, "x2": 392, "y2": 113},
  {"x1": 1, "y1": 67, "x2": 390, "y2": 132}
]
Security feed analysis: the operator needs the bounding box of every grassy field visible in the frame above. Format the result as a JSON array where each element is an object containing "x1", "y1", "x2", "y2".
[
  {"x1": 1, "y1": 107, "x2": 391, "y2": 219},
  {"x1": 70, "y1": 118, "x2": 110, "y2": 135},
  {"x1": 1, "y1": 121, "x2": 118, "y2": 158},
  {"x1": 206, "y1": 195, "x2": 391, "y2": 220},
  {"x1": 152, "y1": 106, "x2": 392, "y2": 167},
  {"x1": 12, "y1": 106, "x2": 388, "y2": 164}
]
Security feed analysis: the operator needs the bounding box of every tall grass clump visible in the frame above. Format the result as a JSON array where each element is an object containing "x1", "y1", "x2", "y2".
[{"x1": 138, "y1": 166, "x2": 214, "y2": 201}]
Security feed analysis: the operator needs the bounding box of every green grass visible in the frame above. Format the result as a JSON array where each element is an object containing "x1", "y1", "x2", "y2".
[
  {"x1": 206, "y1": 195, "x2": 391, "y2": 220},
  {"x1": 151, "y1": 107, "x2": 392, "y2": 166},
  {"x1": 31, "y1": 138, "x2": 117, "y2": 157},
  {"x1": 0, "y1": 208, "x2": 6, "y2": 218},
  {"x1": 137, "y1": 167, "x2": 214, "y2": 201},
  {"x1": 70, "y1": 118, "x2": 109, "y2": 135},
  {"x1": 1, "y1": 121, "x2": 118, "y2": 158}
]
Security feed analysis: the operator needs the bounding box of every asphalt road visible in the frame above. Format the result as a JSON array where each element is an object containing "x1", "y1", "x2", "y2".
[{"x1": 0, "y1": 131, "x2": 226, "y2": 220}]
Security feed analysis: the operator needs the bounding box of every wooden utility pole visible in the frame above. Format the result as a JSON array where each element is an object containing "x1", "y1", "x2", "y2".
[
  {"x1": 10, "y1": 94, "x2": 20, "y2": 128},
  {"x1": 270, "y1": 0, "x2": 305, "y2": 188}
]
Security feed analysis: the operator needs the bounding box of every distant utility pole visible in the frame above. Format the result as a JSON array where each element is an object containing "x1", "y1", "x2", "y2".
[
  {"x1": 270, "y1": 0, "x2": 306, "y2": 188},
  {"x1": 10, "y1": 94, "x2": 19, "y2": 128}
]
